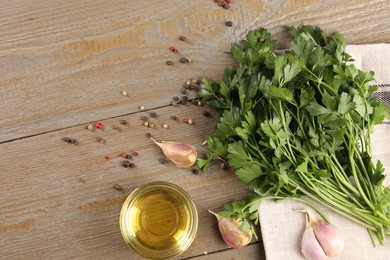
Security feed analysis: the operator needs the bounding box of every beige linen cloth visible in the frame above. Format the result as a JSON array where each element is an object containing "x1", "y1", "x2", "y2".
[{"x1": 259, "y1": 44, "x2": 390, "y2": 260}]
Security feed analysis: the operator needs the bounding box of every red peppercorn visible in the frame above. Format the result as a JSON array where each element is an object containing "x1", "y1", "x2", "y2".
[
  {"x1": 95, "y1": 122, "x2": 103, "y2": 129},
  {"x1": 132, "y1": 151, "x2": 139, "y2": 157},
  {"x1": 169, "y1": 46, "x2": 179, "y2": 54},
  {"x1": 183, "y1": 118, "x2": 189, "y2": 123},
  {"x1": 226, "y1": 0, "x2": 232, "y2": 4},
  {"x1": 122, "y1": 153, "x2": 128, "y2": 159},
  {"x1": 104, "y1": 155, "x2": 110, "y2": 160}
]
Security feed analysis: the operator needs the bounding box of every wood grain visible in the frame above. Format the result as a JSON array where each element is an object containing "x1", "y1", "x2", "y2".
[
  {"x1": 0, "y1": 0, "x2": 388, "y2": 259},
  {"x1": 0, "y1": 0, "x2": 389, "y2": 142},
  {"x1": 0, "y1": 104, "x2": 255, "y2": 259}
]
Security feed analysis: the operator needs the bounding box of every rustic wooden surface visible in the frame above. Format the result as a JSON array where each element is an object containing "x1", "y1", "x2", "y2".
[{"x1": 0, "y1": 0, "x2": 389, "y2": 259}]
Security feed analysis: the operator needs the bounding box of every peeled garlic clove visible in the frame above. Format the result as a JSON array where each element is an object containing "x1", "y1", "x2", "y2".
[
  {"x1": 209, "y1": 210, "x2": 252, "y2": 248},
  {"x1": 151, "y1": 137, "x2": 197, "y2": 168},
  {"x1": 307, "y1": 211, "x2": 345, "y2": 257},
  {"x1": 302, "y1": 218, "x2": 328, "y2": 260}
]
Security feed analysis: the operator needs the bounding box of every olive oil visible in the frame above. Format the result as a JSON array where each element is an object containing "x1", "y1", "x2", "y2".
[{"x1": 120, "y1": 182, "x2": 198, "y2": 259}]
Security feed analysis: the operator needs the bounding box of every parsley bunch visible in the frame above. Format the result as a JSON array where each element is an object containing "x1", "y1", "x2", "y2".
[{"x1": 198, "y1": 25, "x2": 389, "y2": 245}]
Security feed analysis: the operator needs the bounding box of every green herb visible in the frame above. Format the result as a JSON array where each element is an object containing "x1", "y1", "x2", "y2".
[{"x1": 198, "y1": 25, "x2": 390, "y2": 245}]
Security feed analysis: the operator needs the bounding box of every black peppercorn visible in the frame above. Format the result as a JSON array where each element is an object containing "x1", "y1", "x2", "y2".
[
  {"x1": 225, "y1": 21, "x2": 233, "y2": 27},
  {"x1": 149, "y1": 112, "x2": 157, "y2": 118},
  {"x1": 203, "y1": 110, "x2": 212, "y2": 118},
  {"x1": 122, "y1": 161, "x2": 131, "y2": 168},
  {"x1": 120, "y1": 120, "x2": 128, "y2": 125}
]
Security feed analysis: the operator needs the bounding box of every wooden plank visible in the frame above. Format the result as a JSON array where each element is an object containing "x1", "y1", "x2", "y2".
[
  {"x1": 0, "y1": 0, "x2": 389, "y2": 142},
  {"x1": 190, "y1": 242, "x2": 266, "y2": 260},
  {"x1": 0, "y1": 103, "x2": 260, "y2": 259}
]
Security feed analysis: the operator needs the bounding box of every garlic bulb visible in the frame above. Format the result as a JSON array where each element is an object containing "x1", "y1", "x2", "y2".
[
  {"x1": 150, "y1": 137, "x2": 197, "y2": 168},
  {"x1": 301, "y1": 210, "x2": 345, "y2": 260},
  {"x1": 209, "y1": 210, "x2": 252, "y2": 248}
]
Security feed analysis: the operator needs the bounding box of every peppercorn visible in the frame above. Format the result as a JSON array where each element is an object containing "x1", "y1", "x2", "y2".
[
  {"x1": 169, "y1": 46, "x2": 179, "y2": 54},
  {"x1": 166, "y1": 60, "x2": 175, "y2": 66},
  {"x1": 181, "y1": 99, "x2": 187, "y2": 105},
  {"x1": 187, "y1": 58, "x2": 192, "y2": 63},
  {"x1": 225, "y1": 21, "x2": 233, "y2": 27},
  {"x1": 178, "y1": 35, "x2": 187, "y2": 41},
  {"x1": 87, "y1": 124, "x2": 94, "y2": 131},
  {"x1": 259, "y1": 37, "x2": 265, "y2": 42},
  {"x1": 183, "y1": 118, "x2": 189, "y2": 123},
  {"x1": 181, "y1": 95, "x2": 188, "y2": 101},
  {"x1": 203, "y1": 110, "x2": 212, "y2": 118},
  {"x1": 187, "y1": 119, "x2": 194, "y2": 125},
  {"x1": 146, "y1": 132, "x2": 152, "y2": 138},
  {"x1": 132, "y1": 151, "x2": 139, "y2": 157},
  {"x1": 172, "y1": 101, "x2": 177, "y2": 107},
  {"x1": 192, "y1": 169, "x2": 199, "y2": 175},
  {"x1": 191, "y1": 78, "x2": 198, "y2": 84},
  {"x1": 185, "y1": 80, "x2": 191, "y2": 85},
  {"x1": 63, "y1": 137, "x2": 77, "y2": 143},
  {"x1": 181, "y1": 89, "x2": 187, "y2": 94},
  {"x1": 159, "y1": 158, "x2": 169, "y2": 164},
  {"x1": 139, "y1": 105, "x2": 145, "y2": 110},
  {"x1": 173, "y1": 96, "x2": 179, "y2": 101},
  {"x1": 120, "y1": 120, "x2": 128, "y2": 126},
  {"x1": 162, "y1": 123, "x2": 168, "y2": 129},
  {"x1": 121, "y1": 90, "x2": 128, "y2": 96},
  {"x1": 129, "y1": 162, "x2": 136, "y2": 168},
  {"x1": 140, "y1": 115, "x2": 148, "y2": 121},
  {"x1": 95, "y1": 122, "x2": 103, "y2": 129},
  {"x1": 149, "y1": 112, "x2": 157, "y2": 118},
  {"x1": 122, "y1": 161, "x2": 131, "y2": 168},
  {"x1": 148, "y1": 123, "x2": 155, "y2": 128},
  {"x1": 113, "y1": 184, "x2": 123, "y2": 191},
  {"x1": 190, "y1": 84, "x2": 199, "y2": 91},
  {"x1": 179, "y1": 57, "x2": 187, "y2": 63},
  {"x1": 170, "y1": 115, "x2": 177, "y2": 120}
]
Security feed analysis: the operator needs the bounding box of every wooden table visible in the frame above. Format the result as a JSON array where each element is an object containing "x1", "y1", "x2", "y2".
[{"x1": 1, "y1": 1, "x2": 389, "y2": 259}]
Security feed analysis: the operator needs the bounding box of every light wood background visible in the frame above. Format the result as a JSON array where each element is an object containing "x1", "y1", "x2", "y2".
[{"x1": 0, "y1": 0, "x2": 389, "y2": 259}]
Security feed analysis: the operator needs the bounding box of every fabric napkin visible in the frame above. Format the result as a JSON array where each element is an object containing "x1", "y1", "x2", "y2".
[{"x1": 259, "y1": 44, "x2": 390, "y2": 260}]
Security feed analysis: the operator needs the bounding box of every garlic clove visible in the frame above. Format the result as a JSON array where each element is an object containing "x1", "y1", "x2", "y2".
[
  {"x1": 209, "y1": 210, "x2": 252, "y2": 248},
  {"x1": 307, "y1": 211, "x2": 345, "y2": 257},
  {"x1": 150, "y1": 137, "x2": 197, "y2": 168},
  {"x1": 302, "y1": 217, "x2": 328, "y2": 260}
]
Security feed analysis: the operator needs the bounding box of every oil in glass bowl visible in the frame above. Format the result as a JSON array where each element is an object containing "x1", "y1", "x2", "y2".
[{"x1": 120, "y1": 181, "x2": 198, "y2": 259}]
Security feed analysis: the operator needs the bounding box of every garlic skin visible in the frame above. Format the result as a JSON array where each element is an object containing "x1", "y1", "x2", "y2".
[
  {"x1": 302, "y1": 215, "x2": 328, "y2": 260},
  {"x1": 151, "y1": 138, "x2": 197, "y2": 168},
  {"x1": 308, "y1": 212, "x2": 345, "y2": 257},
  {"x1": 209, "y1": 210, "x2": 252, "y2": 248},
  {"x1": 301, "y1": 210, "x2": 345, "y2": 260}
]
